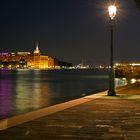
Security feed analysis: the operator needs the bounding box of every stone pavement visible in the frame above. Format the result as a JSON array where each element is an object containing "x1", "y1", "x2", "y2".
[{"x1": 0, "y1": 83, "x2": 140, "y2": 140}]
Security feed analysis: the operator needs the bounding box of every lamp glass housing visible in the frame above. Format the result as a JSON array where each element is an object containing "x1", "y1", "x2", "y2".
[{"x1": 108, "y1": 5, "x2": 117, "y2": 20}]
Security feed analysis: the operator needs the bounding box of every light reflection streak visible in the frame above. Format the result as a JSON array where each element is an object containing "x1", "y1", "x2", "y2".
[
  {"x1": 0, "y1": 74, "x2": 10, "y2": 119},
  {"x1": 15, "y1": 70, "x2": 50, "y2": 112}
]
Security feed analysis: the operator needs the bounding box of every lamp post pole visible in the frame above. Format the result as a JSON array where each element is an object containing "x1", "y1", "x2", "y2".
[{"x1": 107, "y1": 5, "x2": 116, "y2": 96}]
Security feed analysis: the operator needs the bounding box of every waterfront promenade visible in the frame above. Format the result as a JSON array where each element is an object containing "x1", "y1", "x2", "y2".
[{"x1": 0, "y1": 83, "x2": 140, "y2": 139}]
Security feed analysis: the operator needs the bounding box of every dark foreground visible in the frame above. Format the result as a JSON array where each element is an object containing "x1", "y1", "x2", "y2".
[{"x1": 0, "y1": 83, "x2": 140, "y2": 140}]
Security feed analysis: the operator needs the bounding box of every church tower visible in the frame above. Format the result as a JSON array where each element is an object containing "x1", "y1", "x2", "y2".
[
  {"x1": 34, "y1": 42, "x2": 40, "y2": 68},
  {"x1": 34, "y1": 42, "x2": 40, "y2": 54}
]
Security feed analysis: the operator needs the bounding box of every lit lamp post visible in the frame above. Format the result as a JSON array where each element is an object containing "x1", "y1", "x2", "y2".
[{"x1": 108, "y1": 5, "x2": 116, "y2": 96}]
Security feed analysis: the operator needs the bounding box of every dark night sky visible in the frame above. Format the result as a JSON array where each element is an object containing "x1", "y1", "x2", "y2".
[{"x1": 0, "y1": 0, "x2": 140, "y2": 65}]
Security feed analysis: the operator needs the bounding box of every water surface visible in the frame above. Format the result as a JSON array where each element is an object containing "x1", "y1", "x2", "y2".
[{"x1": 0, "y1": 69, "x2": 125, "y2": 119}]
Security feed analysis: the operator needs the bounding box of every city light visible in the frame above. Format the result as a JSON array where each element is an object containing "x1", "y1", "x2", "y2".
[
  {"x1": 130, "y1": 78, "x2": 137, "y2": 84},
  {"x1": 108, "y1": 5, "x2": 117, "y2": 20}
]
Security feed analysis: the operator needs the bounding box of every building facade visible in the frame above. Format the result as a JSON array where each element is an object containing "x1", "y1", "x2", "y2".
[{"x1": 0, "y1": 44, "x2": 55, "y2": 69}]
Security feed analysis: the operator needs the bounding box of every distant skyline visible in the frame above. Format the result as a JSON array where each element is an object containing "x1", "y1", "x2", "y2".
[{"x1": 0, "y1": 0, "x2": 140, "y2": 65}]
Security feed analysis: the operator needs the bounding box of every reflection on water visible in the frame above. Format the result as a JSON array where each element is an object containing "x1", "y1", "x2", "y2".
[
  {"x1": 0, "y1": 69, "x2": 127, "y2": 119},
  {"x1": 0, "y1": 78, "x2": 10, "y2": 118}
]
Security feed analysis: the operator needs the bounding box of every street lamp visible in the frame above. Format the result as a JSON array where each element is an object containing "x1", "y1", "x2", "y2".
[
  {"x1": 108, "y1": 5, "x2": 117, "y2": 20},
  {"x1": 107, "y1": 5, "x2": 116, "y2": 96}
]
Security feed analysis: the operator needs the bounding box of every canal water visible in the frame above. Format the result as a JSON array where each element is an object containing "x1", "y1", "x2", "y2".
[{"x1": 0, "y1": 69, "x2": 126, "y2": 119}]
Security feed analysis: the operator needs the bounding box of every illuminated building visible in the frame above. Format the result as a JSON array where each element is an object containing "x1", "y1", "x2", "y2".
[
  {"x1": 48, "y1": 57, "x2": 55, "y2": 68},
  {"x1": 39, "y1": 56, "x2": 49, "y2": 69},
  {"x1": 33, "y1": 43, "x2": 55, "y2": 69},
  {"x1": 115, "y1": 62, "x2": 140, "y2": 78},
  {"x1": 0, "y1": 43, "x2": 72, "y2": 69},
  {"x1": 0, "y1": 44, "x2": 55, "y2": 69},
  {"x1": 0, "y1": 52, "x2": 9, "y2": 62},
  {"x1": 34, "y1": 44, "x2": 41, "y2": 68}
]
